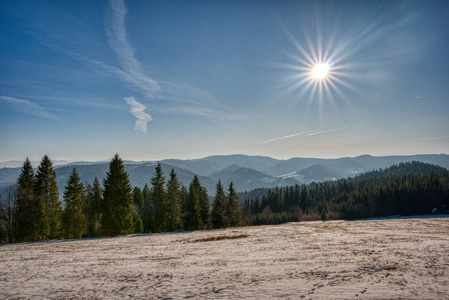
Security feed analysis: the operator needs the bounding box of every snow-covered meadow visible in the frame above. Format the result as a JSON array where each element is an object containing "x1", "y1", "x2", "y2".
[{"x1": 1, "y1": 216, "x2": 448, "y2": 299}]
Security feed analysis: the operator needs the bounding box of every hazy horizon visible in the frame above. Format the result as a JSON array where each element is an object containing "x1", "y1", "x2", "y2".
[
  {"x1": 1, "y1": 0, "x2": 448, "y2": 163},
  {"x1": 1, "y1": 152, "x2": 449, "y2": 169}
]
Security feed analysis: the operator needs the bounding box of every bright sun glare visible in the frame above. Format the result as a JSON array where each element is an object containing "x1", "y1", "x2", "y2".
[
  {"x1": 275, "y1": 24, "x2": 358, "y2": 112},
  {"x1": 312, "y1": 63, "x2": 329, "y2": 79}
]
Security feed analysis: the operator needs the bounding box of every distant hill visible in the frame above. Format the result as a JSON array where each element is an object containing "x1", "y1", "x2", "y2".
[
  {"x1": 347, "y1": 161, "x2": 448, "y2": 182},
  {"x1": 1, "y1": 154, "x2": 448, "y2": 196},
  {"x1": 239, "y1": 161, "x2": 449, "y2": 201}
]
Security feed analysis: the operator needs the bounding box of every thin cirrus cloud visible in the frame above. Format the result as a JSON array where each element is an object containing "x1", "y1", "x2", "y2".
[
  {"x1": 262, "y1": 127, "x2": 346, "y2": 144},
  {"x1": 123, "y1": 97, "x2": 153, "y2": 134},
  {"x1": 307, "y1": 127, "x2": 346, "y2": 136},
  {"x1": 262, "y1": 129, "x2": 320, "y2": 144},
  {"x1": 106, "y1": 0, "x2": 160, "y2": 99},
  {"x1": 0, "y1": 96, "x2": 59, "y2": 120},
  {"x1": 104, "y1": 0, "x2": 236, "y2": 124}
]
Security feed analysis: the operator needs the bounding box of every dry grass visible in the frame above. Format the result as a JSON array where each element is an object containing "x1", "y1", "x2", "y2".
[{"x1": 1, "y1": 217, "x2": 448, "y2": 299}]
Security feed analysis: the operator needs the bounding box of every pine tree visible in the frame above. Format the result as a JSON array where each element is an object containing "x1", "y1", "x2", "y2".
[
  {"x1": 102, "y1": 154, "x2": 134, "y2": 236},
  {"x1": 62, "y1": 168, "x2": 86, "y2": 239},
  {"x1": 199, "y1": 186, "x2": 210, "y2": 227},
  {"x1": 184, "y1": 179, "x2": 203, "y2": 230},
  {"x1": 133, "y1": 187, "x2": 144, "y2": 215},
  {"x1": 83, "y1": 183, "x2": 93, "y2": 237},
  {"x1": 190, "y1": 175, "x2": 209, "y2": 227},
  {"x1": 132, "y1": 187, "x2": 144, "y2": 233},
  {"x1": 166, "y1": 169, "x2": 182, "y2": 231},
  {"x1": 211, "y1": 180, "x2": 228, "y2": 228},
  {"x1": 142, "y1": 183, "x2": 155, "y2": 233},
  {"x1": 151, "y1": 163, "x2": 168, "y2": 232},
  {"x1": 227, "y1": 182, "x2": 241, "y2": 227},
  {"x1": 35, "y1": 155, "x2": 61, "y2": 240},
  {"x1": 88, "y1": 177, "x2": 103, "y2": 237},
  {"x1": 142, "y1": 184, "x2": 150, "y2": 202},
  {"x1": 16, "y1": 158, "x2": 35, "y2": 241},
  {"x1": 134, "y1": 217, "x2": 144, "y2": 233}
]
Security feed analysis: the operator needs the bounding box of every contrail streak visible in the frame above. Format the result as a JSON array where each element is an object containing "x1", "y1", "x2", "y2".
[{"x1": 262, "y1": 129, "x2": 320, "y2": 144}]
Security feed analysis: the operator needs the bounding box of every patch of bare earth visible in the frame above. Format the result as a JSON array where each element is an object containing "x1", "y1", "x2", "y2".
[{"x1": 1, "y1": 217, "x2": 448, "y2": 299}]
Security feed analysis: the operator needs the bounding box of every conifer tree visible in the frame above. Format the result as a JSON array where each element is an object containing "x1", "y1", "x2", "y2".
[
  {"x1": 227, "y1": 182, "x2": 241, "y2": 227},
  {"x1": 180, "y1": 185, "x2": 189, "y2": 224},
  {"x1": 184, "y1": 179, "x2": 203, "y2": 230},
  {"x1": 133, "y1": 187, "x2": 144, "y2": 214},
  {"x1": 142, "y1": 184, "x2": 150, "y2": 202},
  {"x1": 151, "y1": 163, "x2": 169, "y2": 232},
  {"x1": 62, "y1": 168, "x2": 86, "y2": 239},
  {"x1": 134, "y1": 217, "x2": 144, "y2": 233},
  {"x1": 199, "y1": 186, "x2": 210, "y2": 227},
  {"x1": 211, "y1": 180, "x2": 228, "y2": 228},
  {"x1": 16, "y1": 158, "x2": 36, "y2": 241},
  {"x1": 35, "y1": 155, "x2": 61, "y2": 240},
  {"x1": 83, "y1": 183, "x2": 93, "y2": 237},
  {"x1": 132, "y1": 187, "x2": 144, "y2": 233},
  {"x1": 166, "y1": 169, "x2": 182, "y2": 231},
  {"x1": 87, "y1": 177, "x2": 103, "y2": 237},
  {"x1": 299, "y1": 186, "x2": 308, "y2": 211},
  {"x1": 142, "y1": 183, "x2": 156, "y2": 233},
  {"x1": 102, "y1": 154, "x2": 134, "y2": 236},
  {"x1": 190, "y1": 175, "x2": 209, "y2": 227}
]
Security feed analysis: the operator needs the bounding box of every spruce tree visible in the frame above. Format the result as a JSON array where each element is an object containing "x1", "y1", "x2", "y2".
[
  {"x1": 16, "y1": 158, "x2": 36, "y2": 241},
  {"x1": 166, "y1": 169, "x2": 182, "y2": 231},
  {"x1": 211, "y1": 180, "x2": 228, "y2": 228},
  {"x1": 190, "y1": 175, "x2": 209, "y2": 227},
  {"x1": 142, "y1": 184, "x2": 150, "y2": 202},
  {"x1": 142, "y1": 183, "x2": 155, "y2": 233},
  {"x1": 35, "y1": 155, "x2": 61, "y2": 240},
  {"x1": 134, "y1": 217, "x2": 144, "y2": 233},
  {"x1": 88, "y1": 177, "x2": 103, "y2": 237},
  {"x1": 132, "y1": 187, "x2": 144, "y2": 233},
  {"x1": 83, "y1": 183, "x2": 93, "y2": 237},
  {"x1": 199, "y1": 186, "x2": 210, "y2": 227},
  {"x1": 151, "y1": 163, "x2": 168, "y2": 232},
  {"x1": 102, "y1": 154, "x2": 134, "y2": 236},
  {"x1": 62, "y1": 168, "x2": 86, "y2": 239},
  {"x1": 133, "y1": 187, "x2": 144, "y2": 214},
  {"x1": 184, "y1": 179, "x2": 202, "y2": 230},
  {"x1": 227, "y1": 182, "x2": 241, "y2": 227}
]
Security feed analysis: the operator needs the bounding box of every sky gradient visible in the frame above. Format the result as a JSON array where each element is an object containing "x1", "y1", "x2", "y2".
[{"x1": 1, "y1": 0, "x2": 448, "y2": 164}]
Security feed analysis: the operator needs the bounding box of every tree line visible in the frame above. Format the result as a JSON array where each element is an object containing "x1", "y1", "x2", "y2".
[
  {"x1": 1, "y1": 158, "x2": 448, "y2": 243},
  {"x1": 241, "y1": 162, "x2": 449, "y2": 225},
  {"x1": 0, "y1": 154, "x2": 241, "y2": 243}
]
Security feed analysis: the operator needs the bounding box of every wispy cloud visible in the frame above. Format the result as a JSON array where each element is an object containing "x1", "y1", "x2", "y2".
[
  {"x1": 106, "y1": 0, "x2": 160, "y2": 99},
  {"x1": 103, "y1": 0, "x2": 239, "y2": 125},
  {"x1": 123, "y1": 97, "x2": 153, "y2": 134},
  {"x1": 307, "y1": 127, "x2": 346, "y2": 136},
  {"x1": 262, "y1": 129, "x2": 320, "y2": 144},
  {"x1": 0, "y1": 96, "x2": 58, "y2": 120},
  {"x1": 262, "y1": 127, "x2": 346, "y2": 144}
]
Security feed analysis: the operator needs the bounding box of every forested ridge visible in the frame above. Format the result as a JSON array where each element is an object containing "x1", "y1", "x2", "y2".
[
  {"x1": 1, "y1": 156, "x2": 448, "y2": 243},
  {"x1": 244, "y1": 162, "x2": 449, "y2": 225}
]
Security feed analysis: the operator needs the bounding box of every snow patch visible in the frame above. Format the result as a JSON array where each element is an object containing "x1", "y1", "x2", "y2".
[{"x1": 260, "y1": 177, "x2": 276, "y2": 183}]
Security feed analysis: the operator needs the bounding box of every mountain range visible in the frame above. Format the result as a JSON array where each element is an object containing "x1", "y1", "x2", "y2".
[{"x1": 1, "y1": 154, "x2": 448, "y2": 196}]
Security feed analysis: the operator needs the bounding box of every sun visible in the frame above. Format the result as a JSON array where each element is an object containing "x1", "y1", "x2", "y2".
[
  {"x1": 271, "y1": 23, "x2": 361, "y2": 115},
  {"x1": 312, "y1": 63, "x2": 329, "y2": 79}
]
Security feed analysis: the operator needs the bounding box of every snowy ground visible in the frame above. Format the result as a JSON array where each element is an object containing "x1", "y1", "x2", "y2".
[{"x1": 1, "y1": 216, "x2": 448, "y2": 299}]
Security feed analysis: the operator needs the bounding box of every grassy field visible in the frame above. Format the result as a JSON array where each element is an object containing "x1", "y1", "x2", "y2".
[{"x1": 1, "y1": 216, "x2": 448, "y2": 299}]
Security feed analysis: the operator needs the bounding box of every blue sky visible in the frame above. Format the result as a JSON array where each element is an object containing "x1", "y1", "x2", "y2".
[{"x1": 1, "y1": 0, "x2": 448, "y2": 164}]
